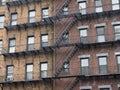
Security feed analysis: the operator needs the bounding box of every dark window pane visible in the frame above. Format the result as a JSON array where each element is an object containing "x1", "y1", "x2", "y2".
[
  {"x1": 99, "y1": 65, "x2": 107, "y2": 75},
  {"x1": 81, "y1": 67, "x2": 89, "y2": 75}
]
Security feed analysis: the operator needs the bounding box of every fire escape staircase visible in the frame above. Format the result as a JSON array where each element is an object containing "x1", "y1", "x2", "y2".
[
  {"x1": 54, "y1": 46, "x2": 79, "y2": 77},
  {"x1": 55, "y1": 18, "x2": 77, "y2": 45},
  {"x1": 68, "y1": 77, "x2": 80, "y2": 90},
  {"x1": 55, "y1": 0, "x2": 71, "y2": 16}
]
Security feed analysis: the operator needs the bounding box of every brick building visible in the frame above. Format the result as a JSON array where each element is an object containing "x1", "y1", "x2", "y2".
[{"x1": 0, "y1": 0, "x2": 120, "y2": 90}]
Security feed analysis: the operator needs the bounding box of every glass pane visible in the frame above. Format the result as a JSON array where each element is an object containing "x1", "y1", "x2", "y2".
[
  {"x1": 81, "y1": 67, "x2": 89, "y2": 75},
  {"x1": 28, "y1": 37, "x2": 34, "y2": 44},
  {"x1": 114, "y1": 25, "x2": 120, "y2": 33},
  {"x1": 7, "y1": 66, "x2": 13, "y2": 73},
  {"x1": 42, "y1": 35, "x2": 48, "y2": 42},
  {"x1": 80, "y1": 37, "x2": 88, "y2": 43},
  {"x1": 9, "y1": 47, "x2": 15, "y2": 53},
  {"x1": 29, "y1": 11, "x2": 35, "y2": 17},
  {"x1": 42, "y1": 42, "x2": 48, "y2": 47},
  {"x1": 63, "y1": 62, "x2": 69, "y2": 72},
  {"x1": 95, "y1": 0, "x2": 102, "y2": 7},
  {"x1": 26, "y1": 72, "x2": 32, "y2": 80},
  {"x1": 28, "y1": 44, "x2": 34, "y2": 51},
  {"x1": 80, "y1": 29, "x2": 87, "y2": 36},
  {"x1": 99, "y1": 57, "x2": 107, "y2": 65},
  {"x1": 12, "y1": 14, "x2": 17, "y2": 20},
  {"x1": 112, "y1": 5, "x2": 120, "y2": 10},
  {"x1": 99, "y1": 65, "x2": 107, "y2": 74},
  {"x1": 0, "y1": 22, "x2": 4, "y2": 28},
  {"x1": 117, "y1": 56, "x2": 120, "y2": 64},
  {"x1": 96, "y1": 7, "x2": 103, "y2": 12},
  {"x1": 97, "y1": 27, "x2": 104, "y2": 35},
  {"x1": 81, "y1": 58, "x2": 88, "y2": 67},
  {"x1": 29, "y1": 18, "x2": 36, "y2": 23},
  {"x1": 115, "y1": 34, "x2": 120, "y2": 40},
  {"x1": 11, "y1": 21, "x2": 17, "y2": 25},
  {"x1": 100, "y1": 88, "x2": 110, "y2": 90},
  {"x1": 10, "y1": 39, "x2": 15, "y2": 46},
  {"x1": 97, "y1": 35, "x2": 105, "y2": 42},
  {"x1": 41, "y1": 71, "x2": 47, "y2": 78},
  {"x1": 41, "y1": 63, "x2": 47, "y2": 70},
  {"x1": 27, "y1": 65, "x2": 33, "y2": 72},
  {"x1": 42, "y1": 8, "x2": 49, "y2": 18},
  {"x1": 0, "y1": 16, "x2": 4, "y2": 21},
  {"x1": 112, "y1": 0, "x2": 119, "y2": 4},
  {"x1": 79, "y1": 2, "x2": 86, "y2": 9}
]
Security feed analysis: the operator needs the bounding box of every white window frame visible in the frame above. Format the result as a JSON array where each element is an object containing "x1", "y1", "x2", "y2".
[
  {"x1": 96, "y1": 26, "x2": 105, "y2": 42},
  {"x1": 80, "y1": 86, "x2": 92, "y2": 90},
  {"x1": 27, "y1": 36, "x2": 34, "y2": 51},
  {"x1": 11, "y1": 13, "x2": 17, "y2": 25},
  {"x1": 0, "y1": 15, "x2": 5, "y2": 28},
  {"x1": 98, "y1": 56, "x2": 108, "y2": 75},
  {"x1": 26, "y1": 64, "x2": 33, "y2": 80},
  {"x1": 112, "y1": 0, "x2": 120, "y2": 10},
  {"x1": 113, "y1": 25, "x2": 120, "y2": 40},
  {"x1": 9, "y1": 38, "x2": 16, "y2": 53},
  {"x1": 98, "y1": 85, "x2": 112, "y2": 90},
  {"x1": 95, "y1": 0, "x2": 103, "y2": 12},
  {"x1": 6, "y1": 66, "x2": 14, "y2": 81},
  {"x1": 40, "y1": 62, "x2": 48, "y2": 78},
  {"x1": 80, "y1": 28, "x2": 88, "y2": 43},
  {"x1": 41, "y1": 34, "x2": 48, "y2": 47},
  {"x1": 78, "y1": 1, "x2": 86, "y2": 14},
  {"x1": 42, "y1": 8, "x2": 49, "y2": 18},
  {"x1": 29, "y1": 10, "x2": 36, "y2": 23}
]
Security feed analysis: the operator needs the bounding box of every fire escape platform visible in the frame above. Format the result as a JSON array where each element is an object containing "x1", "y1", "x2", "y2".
[
  {"x1": 4, "y1": 18, "x2": 54, "y2": 31},
  {"x1": 6, "y1": 0, "x2": 42, "y2": 7},
  {"x1": 2, "y1": 47, "x2": 53, "y2": 57}
]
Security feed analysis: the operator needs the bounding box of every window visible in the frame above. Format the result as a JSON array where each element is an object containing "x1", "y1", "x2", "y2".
[
  {"x1": 62, "y1": 33, "x2": 69, "y2": 44},
  {"x1": 63, "y1": 62, "x2": 69, "y2": 73},
  {"x1": 117, "y1": 55, "x2": 120, "y2": 73},
  {"x1": 114, "y1": 25, "x2": 120, "y2": 40},
  {"x1": 100, "y1": 88, "x2": 110, "y2": 90},
  {"x1": 29, "y1": 10, "x2": 35, "y2": 23},
  {"x1": 41, "y1": 34, "x2": 48, "y2": 47},
  {"x1": 11, "y1": 13, "x2": 17, "y2": 25},
  {"x1": 63, "y1": 6, "x2": 68, "y2": 15},
  {"x1": 80, "y1": 29, "x2": 88, "y2": 43},
  {"x1": 42, "y1": 8, "x2": 49, "y2": 18},
  {"x1": 98, "y1": 56, "x2": 107, "y2": 75},
  {"x1": 40, "y1": 62, "x2": 48, "y2": 78},
  {"x1": 27, "y1": 36, "x2": 34, "y2": 51},
  {"x1": 96, "y1": 26, "x2": 105, "y2": 42},
  {"x1": 78, "y1": 1, "x2": 86, "y2": 14},
  {"x1": 1, "y1": 0, "x2": 6, "y2": 5},
  {"x1": 95, "y1": 0, "x2": 103, "y2": 12},
  {"x1": 6, "y1": 66, "x2": 14, "y2": 81},
  {"x1": 0, "y1": 40, "x2": 2, "y2": 54},
  {"x1": 80, "y1": 58, "x2": 89, "y2": 75},
  {"x1": 26, "y1": 64, "x2": 33, "y2": 80},
  {"x1": 0, "y1": 15, "x2": 5, "y2": 28},
  {"x1": 112, "y1": 0, "x2": 120, "y2": 10},
  {"x1": 9, "y1": 38, "x2": 16, "y2": 53}
]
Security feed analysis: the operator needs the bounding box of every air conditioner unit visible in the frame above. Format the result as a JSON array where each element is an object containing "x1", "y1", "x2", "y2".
[{"x1": 6, "y1": 77, "x2": 13, "y2": 81}]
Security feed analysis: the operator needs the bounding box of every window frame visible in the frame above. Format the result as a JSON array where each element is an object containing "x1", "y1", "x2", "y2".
[
  {"x1": 63, "y1": 6, "x2": 69, "y2": 15},
  {"x1": 27, "y1": 36, "x2": 34, "y2": 51},
  {"x1": 63, "y1": 62, "x2": 70, "y2": 73},
  {"x1": 116, "y1": 55, "x2": 120, "y2": 73},
  {"x1": 8, "y1": 38, "x2": 16, "y2": 53},
  {"x1": 40, "y1": 62, "x2": 48, "y2": 78},
  {"x1": 6, "y1": 65, "x2": 14, "y2": 81},
  {"x1": 96, "y1": 26, "x2": 105, "y2": 42},
  {"x1": 78, "y1": 1, "x2": 87, "y2": 14},
  {"x1": 80, "y1": 28, "x2": 88, "y2": 43},
  {"x1": 80, "y1": 58, "x2": 89, "y2": 75},
  {"x1": 26, "y1": 64, "x2": 33, "y2": 80},
  {"x1": 111, "y1": 0, "x2": 120, "y2": 10},
  {"x1": 0, "y1": 40, "x2": 2, "y2": 54},
  {"x1": 113, "y1": 24, "x2": 120, "y2": 40},
  {"x1": 42, "y1": 8, "x2": 49, "y2": 18},
  {"x1": 41, "y1": 34, "x2": 48, "y2": 47},
  {"x1": 98, "y1": 56, "x2": 108, "y2": 75},
  {"x1": 0, "y1": 15, "x2": 5, "y2": 28},
  {"x1": 11, "y1": 13, "x2": 17, "y2": 25},
  {"x1": 94, "y1": 0, "x2": 103, "y2": 12},
  {"x1": 28, "y1": 10, "x2": 36, "y2": 23}
]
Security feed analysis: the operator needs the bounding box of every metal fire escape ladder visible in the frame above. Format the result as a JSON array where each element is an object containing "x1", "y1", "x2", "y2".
[
  {"x1": 55, "y1": 46, "x2": 79, "y2": 77},
  {"x1": 55, "y1": 18, "x2": 77, "y2": 45},
  {"x1": 55, "y1": 0, "x2": 71, "y2": 16},
  {"x1": 68, "y1": 77, "x2": 80, "y2": 90}
]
